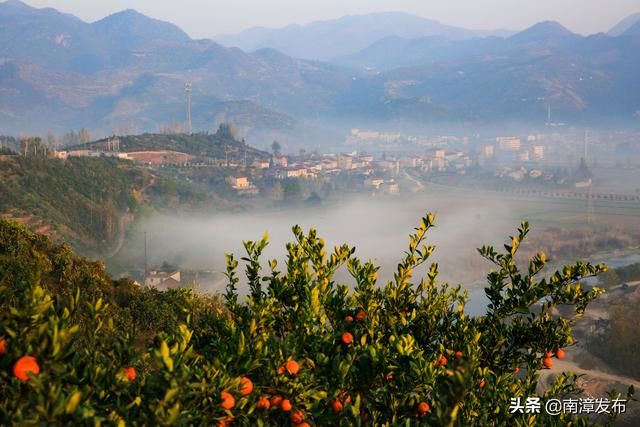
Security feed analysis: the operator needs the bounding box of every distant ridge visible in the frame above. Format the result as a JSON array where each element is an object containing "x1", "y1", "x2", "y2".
[
  {"x1": 214, "y1": 11, "x2": 514, "y2": 60},
  {"x1": 2, "y1": 2, "x2": 640, "y2": 135},
  {"x1": 608, "y1": 12, "x2": 640, "y2": 36},
  {"x1": 621, "y1": 20, "x2": 640, "y2": 36}
]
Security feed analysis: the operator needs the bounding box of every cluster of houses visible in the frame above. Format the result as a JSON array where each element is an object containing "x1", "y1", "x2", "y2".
[
  {"x1": 484, "y1": 136, "x2": 546, "y2": 163},
  {"x1": 492, "y1": 166, "x2": 593, "y2": 188},
  {"x1": 494, "y1": 166, "x2": 554, "y2": 182},
  {"x1": 223, "y1": 149, "x2": 478, "y2": 195}
]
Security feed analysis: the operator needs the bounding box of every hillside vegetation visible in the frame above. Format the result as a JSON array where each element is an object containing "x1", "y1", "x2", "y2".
[
  {"x1": 589, "y1": 262, "x2": 640, "y2": 379},
  {"x1": 0, "y1": 156, "x2": 147, "y2": 252},
  {"x1": 0, "y1": 215, "x2": 631, "y2": 426},
  {"x1": 79, "y1": 129, "x2": 270, "y2": 161}
]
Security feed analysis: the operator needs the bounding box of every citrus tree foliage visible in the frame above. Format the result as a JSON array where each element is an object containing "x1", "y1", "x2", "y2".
[{"x1": 0, "y1": 214, "x2": 632, "y2": 426}]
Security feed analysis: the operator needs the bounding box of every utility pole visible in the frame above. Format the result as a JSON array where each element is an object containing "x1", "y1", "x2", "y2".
[
  {"x1": 583, "y1": 130, "x2": 595, "y2": 225},
  {"x1": 144, "y1": 231, "x2": 148, "y2": 283},
  {"x1": 546, "y1": 104, "x2": 551, "y2": 126}
]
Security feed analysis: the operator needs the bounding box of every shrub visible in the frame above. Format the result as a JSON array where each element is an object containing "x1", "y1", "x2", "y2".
[{"x1": 0, "y1": 213, "x2": 631, "y2": 425}]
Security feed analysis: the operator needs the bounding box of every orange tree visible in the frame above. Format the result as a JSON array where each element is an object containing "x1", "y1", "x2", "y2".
[{"x1": 0, "y1": 213, "x2": 632, "y2": 426}]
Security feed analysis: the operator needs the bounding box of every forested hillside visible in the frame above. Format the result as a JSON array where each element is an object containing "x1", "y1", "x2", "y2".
[
  {"x1": 0, "y1": 156, "x2": 147, "y2": 252},
  {"x1": 76, "y1": 128, "x2": 270, "y2": 161}
]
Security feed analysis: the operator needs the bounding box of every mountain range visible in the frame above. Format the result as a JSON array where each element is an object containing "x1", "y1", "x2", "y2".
[
  {"x1": 1, "y1": 0, "x2": 640, "y2": 143},
  {"x1": 214, "y1": 12, "x2": 514, "y2": 61}
]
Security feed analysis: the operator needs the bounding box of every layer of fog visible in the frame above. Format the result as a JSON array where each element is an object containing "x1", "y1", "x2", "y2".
[{"x1": 128, "y1": 192, "x2": 532, "y2": 313}]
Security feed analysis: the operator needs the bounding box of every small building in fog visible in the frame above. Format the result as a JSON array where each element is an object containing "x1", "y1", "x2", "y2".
[{"x1": 145, "y1": 270, "x2": 181, "y2": 291}]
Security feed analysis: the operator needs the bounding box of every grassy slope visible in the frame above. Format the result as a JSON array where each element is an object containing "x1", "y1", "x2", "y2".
[{"x1": 0, "y1": 156, "x2": 147, "y2": 253}]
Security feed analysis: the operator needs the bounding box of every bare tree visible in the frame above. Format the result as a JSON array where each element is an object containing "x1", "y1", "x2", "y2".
[{"x1": 79, "y1": 128, "x2": 91, "y2": 144}]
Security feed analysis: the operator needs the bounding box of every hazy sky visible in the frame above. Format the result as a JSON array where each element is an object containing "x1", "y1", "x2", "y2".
[{"x1": 19, "y1": 0, "x2": 640, "y2": 38}]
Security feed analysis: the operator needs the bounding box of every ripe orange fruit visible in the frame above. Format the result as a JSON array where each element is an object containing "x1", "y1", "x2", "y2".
[
  {"x1": 286, "y1": 360, "x2": 300, "y2": 375},
  {"x1": 417, "y1": 402, "x2": 431, "y2": 415},
  {"x1": 543, "y1": 357, "x2": 553, "y2": 368},
  {"x1": 271, "y1": 395, "x2": 283, "y2": 407},
  {"x1": 123, "y1": 367, "x2": 136, "y2": 381},
  {"x1": 240, "y1": 377, "x2": 253, "y2": 395},
  {"x1": 339, "y1": 391, "x2": 351, "y2": 403},
  {"x1": 13, "y1": 356, "x2": 40, "y2": 381},
  {"x1": 280, "y1": 399, "x2": 292, "y2": 412},
  {"x1": 220, "y1": 392, "x2": 235, "y2": 410},
  {"x1": 345, "y1": 315, "x2": 353, "y2": 322},
  {"x1": 439, "y1": 356, "x2": 447, "y2": 366},
  {"x1": 295, "y1": 423, "x2": 310, "y2": 427},
  {"x1": 0, "y1": 339, "x2": 5, "y2": 356},
  {"x1": 555, "y1": 348, "x2": 565, "y2": 360},
  {"x1": 356, "y1": 310, "x2": 366, "y2": 321},
  {"x1": 217, "y1": 416, "x2": 233, "y2": 426},
  {"x1": 291, "y1": 411, "x2": 304, "y2": 424},
  {"x1": 479, "y1": 379, "x2": 486, "y2": 388},
  {"x1": 385, "y1": 373, "x2": 393, "y2": 381},
  {"x1": 454, "y1": 351, "x2": 463, "y2": 358},
  {"x1": 257, "y1": 397, "x2": 270, "y2": 409},
  {"x1": 544, "y1": 351, "x2": 553, "y2": 359},
  {"x1": 331, "y1": 399, "x2": 344, "y2": 413},
  {"x1": 341, "y1": 332, "x2": 353, "y2": 345},
  {"x1": 514, "y1": 367, "x2": 520, "y2": 374},
  {"x1": 277, "y1": 366, "x2": 285, "y2": 375}
]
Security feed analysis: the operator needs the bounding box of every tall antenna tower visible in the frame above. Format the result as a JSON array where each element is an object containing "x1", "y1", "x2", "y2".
[
  {"x1": 184, "y1": 82, "x2": 192, "y2": 135},
  {"x1": 583, "y1": 130, "x2": 589, "y2": 161}
]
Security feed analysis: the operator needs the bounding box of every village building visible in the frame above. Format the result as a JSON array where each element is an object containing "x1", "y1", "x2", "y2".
[
  {"x1": 275, "y1": 155, "x2": 288, "y2": 168},
  {"x1": 252, "y1": 159, "x2": 270, "y2": 169},
  {"x1": 364, "y1": 178, "x2": 385, "y2": 189},
  {"x1": 145, "y1": 270, "x2": 182, "y2": 291},
  {"x1": 380, "y1": 181, "x2": 400, "y2": 194},
  {"x1": 337, "y1": 154, "x2": 353, "y2": 170},
  {"x1": 226, "y1": 175, "x2": 251, "y2": 189}
]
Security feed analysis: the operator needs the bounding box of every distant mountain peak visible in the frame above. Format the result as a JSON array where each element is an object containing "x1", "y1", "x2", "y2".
[
  {"x1": 93, "y1": 8, "x2": 191, "y2": 43},
  {"x1": 1, "y1": 0, "x2": 30, "y2": 7},
  {"x1": 509, "y1": 21, "x2": 575, "y2": 42},
  {"x1": 0, "y1": 0, "x2": 36, "y2": 13},
  {"x1": 98, "y1": 8, "x2": 148, "y2": 22}
]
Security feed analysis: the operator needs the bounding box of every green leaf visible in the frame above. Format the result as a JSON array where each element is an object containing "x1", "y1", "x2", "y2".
[{"x1": 65, "y1": 391, "x2": 82, "y2": 414}]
